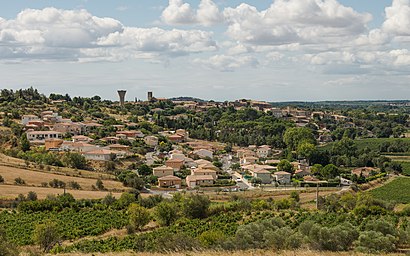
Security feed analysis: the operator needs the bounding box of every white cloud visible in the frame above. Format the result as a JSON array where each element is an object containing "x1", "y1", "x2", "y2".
[
  {"x1": 0, "y1": 7, "x2": 217, "y2": 62},
  {"x1": 223, "y1": 0, "x2": 372, "y2": 45},
  {"x1": 161, "y1": 0, "x2": 196, "y2": 25},
  {"x1": 194, "y1": 54, "x2": 258, "y2": 72},
  {"x1": 197, "y1": 0, "x2": 224, "y2": 26},
  {"x1": 382, "y1": 0, "x2": 410, "y2": 36},
  {"x1": 161, "y1": 0, "x2": 223, "y2": 26}
]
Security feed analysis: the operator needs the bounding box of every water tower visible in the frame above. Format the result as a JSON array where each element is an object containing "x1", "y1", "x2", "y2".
[
  {"x1": 148, "y1": 91, "x2": 153, "y2": 101},
  {"x1": 117, "y1": 90, "x2": 126, "y2": 106}
]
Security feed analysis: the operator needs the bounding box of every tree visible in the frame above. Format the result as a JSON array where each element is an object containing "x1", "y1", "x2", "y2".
[
  {"x1": 154, "y1": 201, "x2": 179, "y2": 226},
  {"x1": 297, "y1": 142, "x2": 317, "y2": 164},
  {"x1": 321, "y1": 164, "x2": 340, "y2": 179},
  {"x1": 33, "y1": 221, "x2": 61, "y2": 252},
  {"x1": 20, "y1": 133, "x2": 30, "y2": 152},
  {"x1": 62, "y1": 153, "x2": 87, "y2": 169},
  {"x1": 138, "y1": 164, "x2": 153, "y2": 176},
  {"x1": 128, "y1": 203, "x2": 151, "y2": 231},
  {"x1": 183, "y1": 194, "x2": 210, "y2": 219},
  {"x1": 27, "y1": 191, "x2": 37, "y2": 201},
  {"x1": 283, "y1": 127, "x2": 316, "y2": 151},
  {"x1": 96, "y1": 179, "x2": 105, "y2": 190},
  {"x1": 277, "y1": 160, "x2": 294, "y2": 174}
]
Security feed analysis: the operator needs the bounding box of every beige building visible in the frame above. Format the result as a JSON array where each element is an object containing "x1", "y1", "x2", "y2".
[
  {"x1": 191, "y1": 168, "x2": 217, "y2": 180},
  {"x1": 83, "y1": 149, "x2": 114, "y2": 161},
  {"x1": 153, "y1": 165, "x2": 174, "y2": 178},
  {"x1": 158, "y1": 175, "x2": 182, "y2": 188},
  {"x1": 274, "y1": 171, "x2": 291, "y2": 184},
  {"x1": 186, "y1": 175, "x2": 214, "y2": 188}
]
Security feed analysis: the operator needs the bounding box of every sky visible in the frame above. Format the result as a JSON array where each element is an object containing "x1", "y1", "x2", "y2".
[{"x1": 0, "y1": 0, "x2": 409, "y2": 102}]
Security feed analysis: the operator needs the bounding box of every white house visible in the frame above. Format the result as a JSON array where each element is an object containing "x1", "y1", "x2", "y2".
[
  {"x1": 83, "y1": 149, "x2": 114, "y2": 161},
  {"x1": 21, "y1": 115, "x2": 40, "y2": 125},
  {"x1": 26, "y1": 130, "x2": 62, "y2": 143}
]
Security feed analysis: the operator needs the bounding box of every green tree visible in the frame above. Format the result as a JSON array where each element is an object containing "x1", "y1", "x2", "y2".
[
  {"x1": 297, "y1": 142, "x2": 317, "y2": 164},
  {"x1": 138, "y1": 164, "x2": 153, "y2": 176},
  {"x1": 183, "y1": 194, "x2": 210, "y2": 219},
  {"x1": 33, "y1": 221, "x2": 61, "y2": 252},
  {"x1": 321, "y1": 164, "x2": 340, "y2": 179},
  {"x1": 62, "y1": 153, "x2": 87, "y2": 169},
  {"x1": 154, "y1": 201, "x2": 179, "y2": 226},
  {"x1": 20, "y1": 133, "x2": 30, "y2": 152},
  {"x1": 283, "y1": 127, "x2": 316, "y2": 151},
  {"x1": 128, "y1": 203, "x2": 151, "y2": 231},
  {"x1": 277, "y1": 159, "x2": 294, "y2": 174}
]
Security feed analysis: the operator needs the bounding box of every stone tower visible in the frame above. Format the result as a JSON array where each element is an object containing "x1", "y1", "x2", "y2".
[{"x1": 117, "y1": 90, "x2": 126, "y2": 106}]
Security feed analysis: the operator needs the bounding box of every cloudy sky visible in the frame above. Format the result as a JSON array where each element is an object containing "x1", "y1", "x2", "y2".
[{"x1": 0, "y1": 0, "x2": 409, "y2": 101}]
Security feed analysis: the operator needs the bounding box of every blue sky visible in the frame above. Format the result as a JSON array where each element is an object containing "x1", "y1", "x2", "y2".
[{"x1": 0, "y1": 0, "x2": 409, "y2": 101}]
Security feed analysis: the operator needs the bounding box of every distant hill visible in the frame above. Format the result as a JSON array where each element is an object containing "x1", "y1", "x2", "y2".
[{"x1": 169, "y1": 96, "x2": 206, "y2": 102}]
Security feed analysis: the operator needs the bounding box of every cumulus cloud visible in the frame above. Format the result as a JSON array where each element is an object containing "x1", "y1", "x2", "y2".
[
  {"x1": 193, "y1": 54, "x2": 258, "y2": 71},
  {"x1": 223, "y1": 0, "x2": 372, "y2": 46},
  {"x1": 382, "y1": 0, "x2": 410, "y2": 36},
  {"x1": 0, "y1": 7, "x2": 217, "y2": 62},
  {"x1": 161, "y1": 0, "x2": 223, "y2": 26}
]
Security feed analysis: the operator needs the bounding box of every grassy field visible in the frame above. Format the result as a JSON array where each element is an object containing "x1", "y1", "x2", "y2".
[{"x1": 370, "y1": 177, "x2": 410, "y2": 204}]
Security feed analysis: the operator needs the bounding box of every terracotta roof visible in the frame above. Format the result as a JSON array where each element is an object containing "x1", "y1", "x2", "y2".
[
  {"x1": 274, "y1": 171, "x2": 291, "y2": 175},
  {"x1": 186, "y1": 175, "x2": 214, "y2": 182}
]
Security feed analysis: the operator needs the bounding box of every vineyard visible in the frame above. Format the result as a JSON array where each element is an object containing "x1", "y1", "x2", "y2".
[
  {"x1": 0, "y1": 208, "x2": 128, "y2": 245},
  {"x1": 370, "y1": 177, "x2": 410, "y2": 204}
]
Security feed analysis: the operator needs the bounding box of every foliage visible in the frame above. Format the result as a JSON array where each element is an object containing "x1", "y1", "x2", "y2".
[
  {"x1": 128, "y1": 204, "x2": 150, "y2": 232},
  {"x1": 33, "y1": 221, "x2": 61, "y2": 252},
  {"x1": 154, "y1": 201, "x2": 179, "y2": 226},
  {"x1": 0, "y1": 226, "x2": 18, "y2": 256},
  {"x1": 183, "y1": 194, "x2": 211, "y2": 219}
]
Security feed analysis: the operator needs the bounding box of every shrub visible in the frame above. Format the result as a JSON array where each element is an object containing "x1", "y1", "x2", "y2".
[
  {"x1": 0, "y1": 175, "x2": 4, "y2": 183},
  {"x1": 354, "y1": 231, "x2": 396, "y2": 253},
  {"x1": 128, "y1": 203, "x2": 150, "y2": 231},
  {"x1": 14, "y1": 177, "x2": 25, "y2": 185},
  {"x1": 27, "y1": 191, "x2": 37, "y2": 201},
  {"x1": 183, "y1": 194, "x2": 210, "y2": 219},
  {"x1": 68, "y1": 181, "x2": 81, "y2": 190},
  {"x1": 33, "y1": 221, "x2": 61, "y2": 252},
  {"x1": 154, "y1": 201, "x2": 179, "y2": 226}
]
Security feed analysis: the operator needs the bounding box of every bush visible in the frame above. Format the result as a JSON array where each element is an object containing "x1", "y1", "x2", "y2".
[
  {"x1": 154, "y1": 201, "x2": 179, "y2": 226},
  {"x1": 0, "y1": 175, "x2": 4, "y2": 183},
  {"x1": 183, "y1": 194, "x2": 210, "y2": 219},
  {"x1": 14, "y1": 177, "x2": 25, "y2": 185},
  {"x1": 33, "y1": 221, "x2": 61, "y2": 252},
  {"x1": 68, "y1": 181, "x2": 81, "y2": 190},
  {"x1": 128, "y1": 203, "x2": 150, "y2": 231},
  {"x1": 49, "y1": 179, "x2": 65, "y2": 188},
  {"x1": 27, "y1": 191, "x2": 37, "y2": 201},
  {"x1": 306, "y1": 222, "x2": 358, "y2": 251},
  {"x1": 96, "y1": 179, "x2": 105, "y2": 191},
  {"x1": 354, "y1": 231, "x2": 396, "y2": 253}
]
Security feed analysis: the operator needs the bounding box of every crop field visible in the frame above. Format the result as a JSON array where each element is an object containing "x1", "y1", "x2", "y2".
[
  {"x1": 0, "y1": 165, "x2": 126, "y2": 191},
  {"x1": 320, "y1": 137, "x2": 410, "y2": 152},
  {"x1": 0, "y1": 184, "x2": 124, "y2": 200},
  {"x1": 393, "y1": 161, "x2": 410, "y2": 176},
  {"x1": 370, "y1": 177, "x2": 410, "y2": 203}
]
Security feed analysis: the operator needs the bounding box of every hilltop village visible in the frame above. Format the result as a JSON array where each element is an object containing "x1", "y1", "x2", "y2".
[{"x1": 0, "y1": 88, "x2": 409, "y2": 255}]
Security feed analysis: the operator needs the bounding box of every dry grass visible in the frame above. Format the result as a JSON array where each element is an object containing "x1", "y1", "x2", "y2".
[
  {"x1": 0, "y1": 184, "x2": 124, "y2": 200},
  {"x1": 0, "y1": 165, "x2": 127, "y2": 191},
  {"x1": 52, "y1": 250, "x2": 407, "y2": 256},
  {"x1": 0, "y1": 153, "x2": 116, "y2": 180}
]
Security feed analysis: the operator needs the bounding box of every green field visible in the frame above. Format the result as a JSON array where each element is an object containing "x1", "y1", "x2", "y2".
[
  {"x1": 320, "y1": 137, "x2": 410, "y2": 152},
  {"x1": 393, "y1": 161, "x2": 410, "y2": 176},
  {"x1": 370, "y1": 177, "x2": 410, "y2": 204}
]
